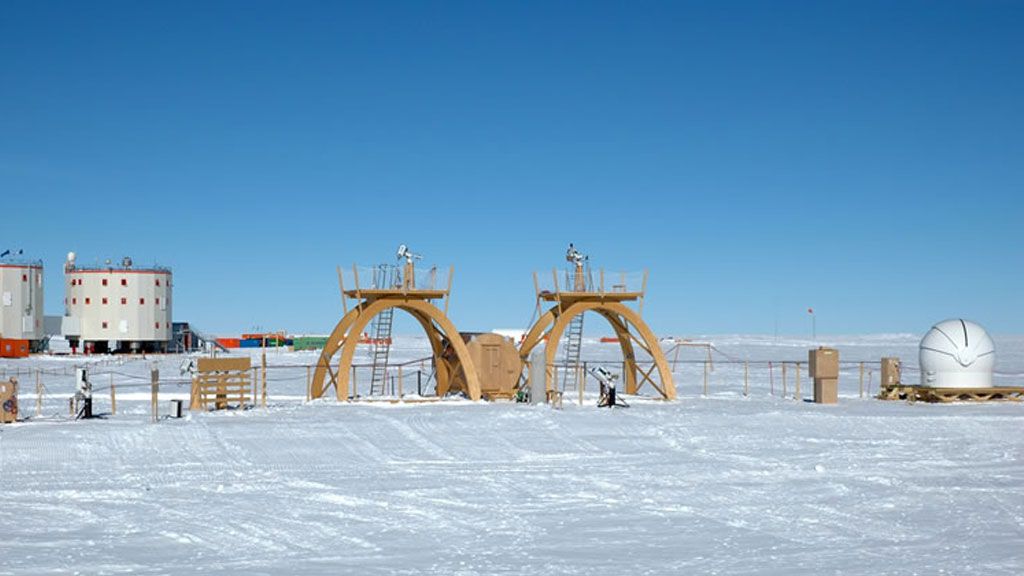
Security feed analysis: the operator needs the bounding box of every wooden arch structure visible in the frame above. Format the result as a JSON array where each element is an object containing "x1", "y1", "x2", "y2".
[
  {"x1": 310, "y1": 264, "x2": 481, "y2": 401},
  {"x1": 519, "y1": 268, "x2": 676, "y2": 400}
]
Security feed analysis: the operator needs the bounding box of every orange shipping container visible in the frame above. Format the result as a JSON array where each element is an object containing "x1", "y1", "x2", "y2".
[
  {"x1": 216, "y1": 338, "x2": 241, "y2": 349},
  {"x1": 0, "y1": 339, "x2": 30, "y2": 358}
]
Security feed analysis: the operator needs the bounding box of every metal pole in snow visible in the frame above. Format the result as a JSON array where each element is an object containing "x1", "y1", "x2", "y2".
[{"x1": 744, "y1": 361, "x2": 749, "y2": 397}]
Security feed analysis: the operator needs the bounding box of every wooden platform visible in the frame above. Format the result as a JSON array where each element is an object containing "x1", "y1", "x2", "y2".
[
  {"x1": 879, "y1": 385, "x2": 1024, "y2": 403},
  {"x1": 538, "y1": 290, "x2": 643, "y2": 303},
  {"x1": 344, "y1": 289, "x2": 447, "y2": 301}
]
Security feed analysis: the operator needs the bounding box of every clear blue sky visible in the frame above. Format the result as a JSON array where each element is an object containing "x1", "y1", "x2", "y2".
[{"x1": 2, "y1": 1, "x2": 1021, "y2": 336}]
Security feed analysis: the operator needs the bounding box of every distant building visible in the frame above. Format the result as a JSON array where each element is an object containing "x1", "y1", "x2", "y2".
[
  {"x1": 0, "y1": 255, "x2": 44, "y2": 346},
  {"x1": 63, "y1": 253, "x2": 172, "y2": 353}
]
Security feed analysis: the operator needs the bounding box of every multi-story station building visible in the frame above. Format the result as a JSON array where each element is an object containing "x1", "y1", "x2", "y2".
[{"x1": 64, "y1": 253, "x2": 172, "y2": 353}]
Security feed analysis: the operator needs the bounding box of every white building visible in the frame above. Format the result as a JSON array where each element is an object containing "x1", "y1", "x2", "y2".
[
  {"x1": 0, "y1": 257, "x2": 44, "y2": 343},
  {"x1": 64, "y1": 254, "x2": 172, "y2": 353}
]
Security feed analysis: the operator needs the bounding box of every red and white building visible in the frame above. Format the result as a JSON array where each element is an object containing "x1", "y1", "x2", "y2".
[{"x1": 63, "y1": 254, "x2": 172, "y2": 353}]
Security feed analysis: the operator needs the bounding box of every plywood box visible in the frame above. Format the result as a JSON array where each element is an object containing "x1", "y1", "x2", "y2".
[
  {"x1": 881, "y1": 357, "x2": 901, "y2": 389},
  {"x1": 808, "y1": 347, "x2": 839, "y2": 379},
  {"x1": 813, "y1": 377, "x2": 838, "y2": 404}
]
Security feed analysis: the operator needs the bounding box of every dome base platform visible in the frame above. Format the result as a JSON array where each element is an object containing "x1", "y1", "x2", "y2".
[{"x1": 879, "y1": 384, "x2": 1024, "y2": 403}]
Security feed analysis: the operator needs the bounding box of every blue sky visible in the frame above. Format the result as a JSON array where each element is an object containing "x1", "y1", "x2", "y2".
[{"x1": 1, "y1": 1, "x2": 1021, "y2": 336}]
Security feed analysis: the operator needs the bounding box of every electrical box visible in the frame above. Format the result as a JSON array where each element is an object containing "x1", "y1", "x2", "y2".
[
  {"x1": 0, "y1": 378, "x2": 18, "y2": 423},
  {"x1": 881, "y1": 357, "x2": 901, "y2": 389},
  {"x1": 808, "y1": 347, "x2": 839, "y2": 379},
  {"x1": 813, "y1": 378, "x2": 838, "y2": 404}
]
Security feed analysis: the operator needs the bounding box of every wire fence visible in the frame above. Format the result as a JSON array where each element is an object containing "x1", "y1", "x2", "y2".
[{"x1": 5, "y1": 346, "x2": 1024, "y2": 424}]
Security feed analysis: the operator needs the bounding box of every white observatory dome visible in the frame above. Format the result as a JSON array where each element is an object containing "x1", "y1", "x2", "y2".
[{"x1": 919, "y1": 319, "x2": 995, "y2": 389}]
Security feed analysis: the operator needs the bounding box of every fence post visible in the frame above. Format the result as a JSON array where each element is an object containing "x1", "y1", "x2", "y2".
[
  {"x1": 351, "y1": 365, "x2": 357, "y2": 399},
  {"x1": 578, "y1": 365, "x2": 584, "y2": 406},
  {"x1": 744, "y1": 361, "x2": 749, "y2": 397},
  {"x1": 859, "y1": 362, "x2": 864, "y2": 398},
  {"x1": 782, "y1": 362, "x2": 788, "y2": 398},
  {"x1": 261, "y1": 350, "x2": 267, "y2": 408},
  {"x1": 790, "y1": 358, "x2": 798, "y2": 399},
  {"x1": 398, "y1": 366, "x2": 404, "y2": 399},
  {"x1": 110, "y1": 373, "x2": 117, "y2": 415},
  {"x1": 769, "y1": 362, "x2": 774, "y2": 396},
  {"x1": 306, "y1": 365, "x2": 311, "y2": 402},
  {"x1": 417, "y1": 370, "x2": 422, "y2": 396},
  {"x1": 35, "y1": 369, "x2": 42, "y2": 417},
  {"x1": 703, "y1": 359, "x2": 709, "y2": 397},
  {"x1": 151, "y1": 367, "x2": 159, "y2": 423}
]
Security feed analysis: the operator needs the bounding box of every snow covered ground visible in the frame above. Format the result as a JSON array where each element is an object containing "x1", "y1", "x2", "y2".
[{"x1": 1, "y1": 334, "x2": 1022, "y2": 575}]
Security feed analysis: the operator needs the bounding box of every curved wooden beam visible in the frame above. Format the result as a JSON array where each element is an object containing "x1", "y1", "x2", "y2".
[
  {"x1": 519, "y1": 308, "x2": 556, "y2": 361},
  {"x1": 311, "y1": 306, "x2": 363, "y2": 399},
  {"x1": 595, "y1": 309, "x2": 639, "y2": 395}
]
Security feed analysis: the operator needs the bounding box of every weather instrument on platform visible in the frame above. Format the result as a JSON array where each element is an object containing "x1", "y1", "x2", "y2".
[
  {"x1": 396, "y1": 244, "x2": 423, "y2": 264},
  {"x1": 565, "y1": 243, "x2": 587, "y2": 265}
]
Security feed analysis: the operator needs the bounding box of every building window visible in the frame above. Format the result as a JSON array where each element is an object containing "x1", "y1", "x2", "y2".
[
  {"x1": 155, "y1": 322, "x2": 160, "y2": 329},
  {"x1": 102, "y1": 321, "x2": 108, "y2": 329},
  {"x1": 102, "y1": 279, "x2": 108, "y2": 286},
  {"x1": 102, "y1": 298, "x2": 108, "y2": 305},
  {"x1": 156, "y1": 297, "x2": 160, "y2": 305},
  {"x1": 139, "y1": 298, "x2": 145, "y2": 305},
  {"x1": 22, "y1": 274, "x2": 27, "y2": 282},
  {"x1": 121, "y1": 297, "x2": 127, "y2": 305},
  {"x1": 156, "y1": 278, "x2": 161, "y2": 287},
  {"x1": 72, "y1": 297, "x2": 77, "y2": 305},
  {"x1": 85, "y1": 298, "x2": 91, "y2": 305},
  {"x1": 121, "y1": 278, "x2": 127, "y2": 286}
]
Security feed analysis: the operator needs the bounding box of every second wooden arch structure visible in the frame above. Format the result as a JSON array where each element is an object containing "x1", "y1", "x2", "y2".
[{"x1": 519, "y1": 300, "x2": 676, "y2": 400}]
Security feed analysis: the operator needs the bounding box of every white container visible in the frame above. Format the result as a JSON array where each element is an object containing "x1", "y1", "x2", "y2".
[{"x1": 919, "y1": 319, "x2": 995, "y2": 388}]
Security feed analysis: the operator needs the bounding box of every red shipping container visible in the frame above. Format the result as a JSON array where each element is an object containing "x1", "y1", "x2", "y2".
[{"x1": 0, "y1": 339, "x2": 30, "y2": 358}]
